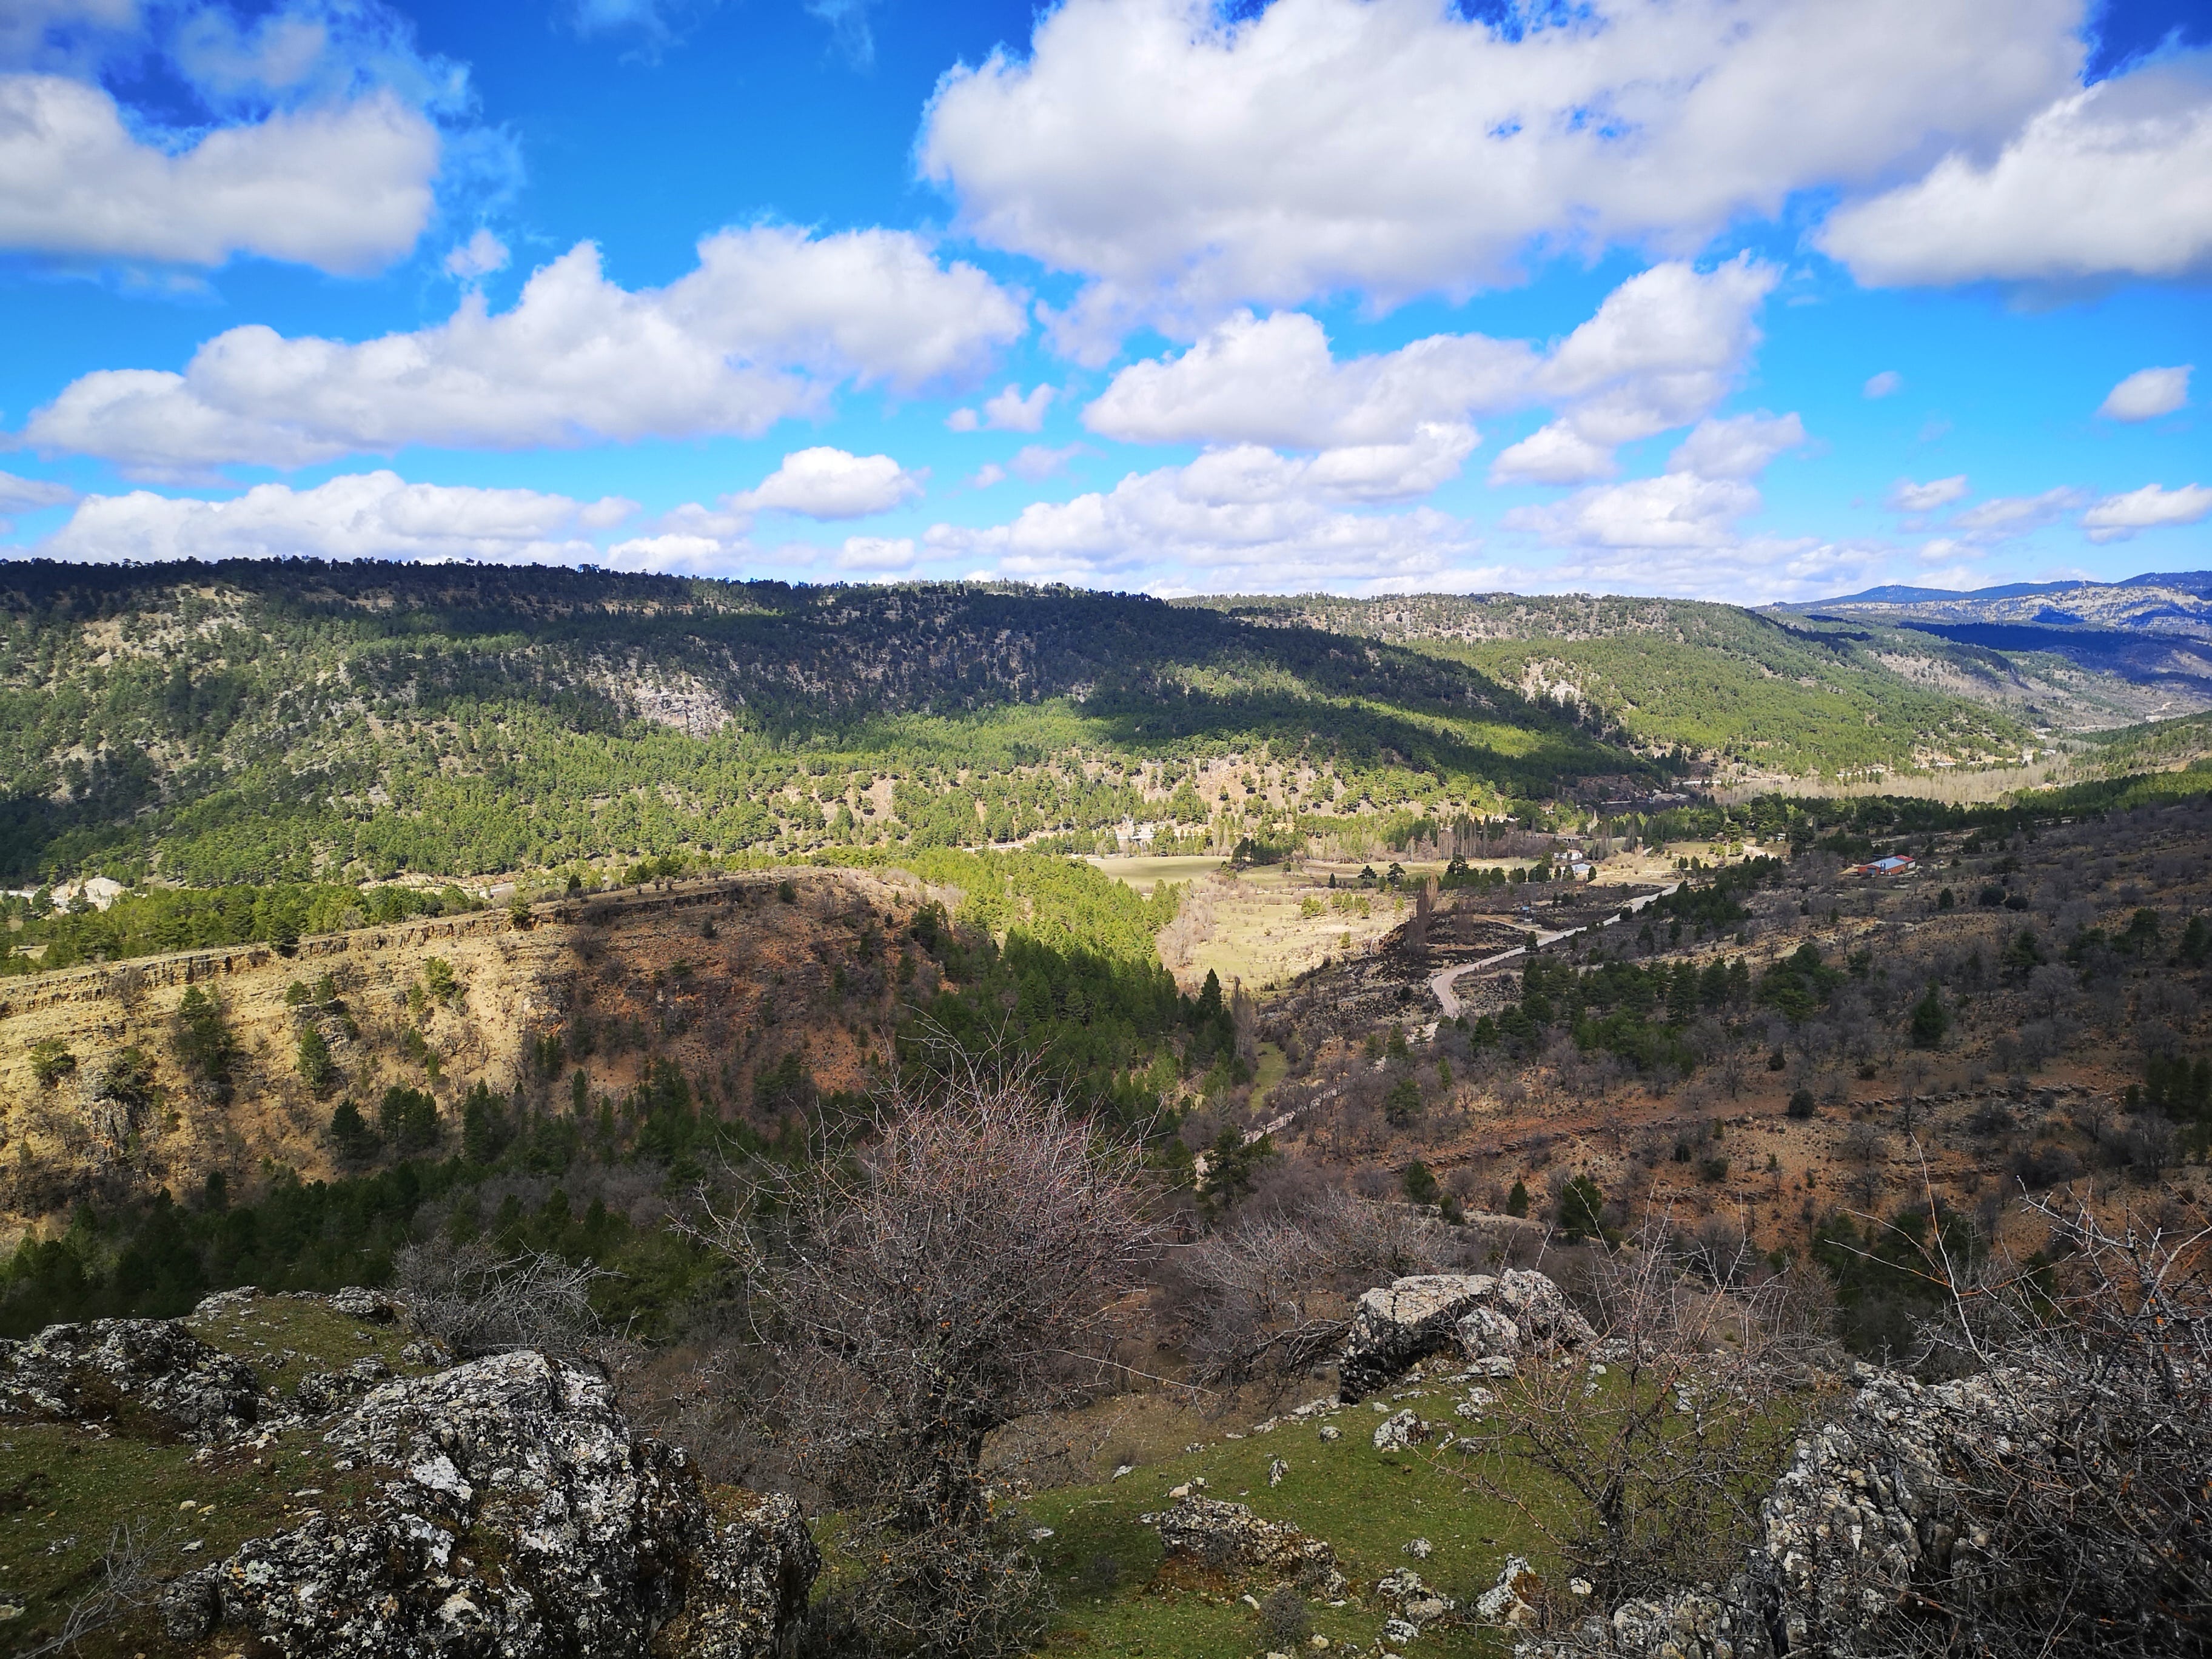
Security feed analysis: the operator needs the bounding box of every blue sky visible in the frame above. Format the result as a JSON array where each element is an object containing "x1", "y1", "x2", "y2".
[{"x1": 0, "y1": 0, "x2": 2207, "y2": 602}]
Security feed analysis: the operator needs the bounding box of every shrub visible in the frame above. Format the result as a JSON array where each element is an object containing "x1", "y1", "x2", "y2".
[
  {"x1": 28, "y1": 1038, "x2": 76, "y2": 1088},
  {"x1": 1787, "y1": 1088, "x2": 1817, "y2": 1120},
  {"x1": 297, "y1": 1026, "x2": 340, "y2": 1096},
  {"x1": 173, "y1": 987, "x2": 238, "y2": 1098}
]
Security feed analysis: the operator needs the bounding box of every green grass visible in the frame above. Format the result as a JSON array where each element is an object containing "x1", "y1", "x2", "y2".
[{"x1": 1017, "y1": 1378, "x2": 1546, "y2": 1658}]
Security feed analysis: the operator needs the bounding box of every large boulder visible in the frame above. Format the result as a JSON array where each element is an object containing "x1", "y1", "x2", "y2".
[
  {"x1": 1339, "y1": 1274, "x2": 1498, "y2": 1400},
  {"x1": 0, "y1": 1318, "x2": 260, "y2": 1438},
  {"x1": 161, "y1": 1350, "x2": 817, "y2": 1659},
  {"x1": 1148, "y1": 1495, "x2": 1347, "y2": 1597},
  {"x1": 1339, "y1": 1269, "x2": 1595, "y2": 1400}
]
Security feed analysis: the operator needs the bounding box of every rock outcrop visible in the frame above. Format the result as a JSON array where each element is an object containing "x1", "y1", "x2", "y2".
[
  {"x1": 161, "y1": 1350, "x2": 817, "y2": 1658},
  {"x1": 1146, "y1": 1495, "x2": 1347, "y2": 1598},
  {"x1": 1521, "y1": 1362, "x2": 2158, "y2": 1659},
  {"x1": 0, "y1": 1318, "x2": 260, "y2": 1438},
  {"x1": 1338, "y1": 1270, "x2": 1595, "y2": 1400}
]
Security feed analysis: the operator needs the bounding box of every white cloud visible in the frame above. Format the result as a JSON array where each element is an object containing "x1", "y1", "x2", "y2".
[
  {"x1": 1504, "y1": 472, "x2": 1764, "y2": 552},
  {"x1": 1886, "y1": 475, "x2": 1972, "y2": 512},
  {"x1": 2098, "y1": 364, "x2": 2193, "y2": 421},
  {"x1": 22, "y1": 227, "x2": 1026, "y2": 477},
  {"x1": 924, "y1": 444, "x2": 1478, "y2": 592},
  {"x1": 1088, "y1": 258, "x2": 1774, "y2": 488},
  {"x1": 1666, "y1": 412, "x2": 1805, "y2": 481},
  {"x1": 1820, "y1": 55, "x2": 2212, "y2": 286},
  {"x1": 1533, "y1": 538, "x2": 1892, "y2": 606},
  {"x1": 1951, "y1": 487, "x2": 2089, "y2": 537},
  {"x1": 0, "y1": 470, "x2": 75, "y2": 512},
  {"x1": 0, "y1": 75, "x2": 437, "y2": 273},
  {"x1": 920, "y1": 0, "x2": 2080, "y2": 349},
  {"x1": 2082, "y1": 482, "x2": 2212, "y2": 541},
  {"x1": 982, "y1": 383, "x2": 1054, "y2": 432},
  {"x1": 42, "y1": 471, "x2": 635, "y2": 563},
  {"x1": 602, "y1": 531, "x2": 749, "y2": 575},
  {"x1": 968, "y1": 463, "x2": 1007, "y2": 488},
  {"x1": 834, "y1": 534, "x2": 917, "y2": 573},
  {"x1": 1085, "y1": 309, "x2": 1532, "y2": 447},
  {"x1": 444, "y1": 228, "x2": 509, "y2": 281},
  {"x1": 949, "y1": 382, "x2": 1056, "y2": 433},
  {"x1": 1490, "y1": 423, "x2": 1618, "y2": 486},
  {"x1": 1863, "y1": 370, "x2": 1905, "y2": 398},
  {"x1": 1008, "y1": 443, "x2": 1083, "y2": 481},
  {"x1": 736, "y1": 447, "x2": 923, "y2": 519}
]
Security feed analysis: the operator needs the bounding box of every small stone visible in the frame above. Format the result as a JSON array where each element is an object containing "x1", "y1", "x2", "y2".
[
  {"x1": 1267, "y1": 1458, "x2": 1289, "y2": 1487},
  {"x1": 1403, "y1": 1537, "x2": 1432, "y2": 1559},
  {"x1": 1318, "y1": 1425, "x2": 1341, "y2": 1443}
]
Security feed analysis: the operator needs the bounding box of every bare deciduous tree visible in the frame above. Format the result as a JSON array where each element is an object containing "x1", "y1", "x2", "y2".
[
  {"x1": 394, "y1": 1241, "x2": 615, "y2": 1362},
  {"x1": 697, "y1": 1052, "x2": 1159, "y2": 1657}
]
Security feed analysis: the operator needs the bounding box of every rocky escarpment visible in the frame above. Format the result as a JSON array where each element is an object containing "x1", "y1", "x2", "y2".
[
  {"x1": 1338, "y1": 1270, "x2": 1595, "y2": 1401},
  {"x1": 161, "y1": 1349, "x2": 818, "y2": 1658}
]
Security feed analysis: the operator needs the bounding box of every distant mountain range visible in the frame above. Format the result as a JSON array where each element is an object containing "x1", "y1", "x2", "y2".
[{"x1": 1792, "y1": 571, "x2": 2212, "y2": 635}]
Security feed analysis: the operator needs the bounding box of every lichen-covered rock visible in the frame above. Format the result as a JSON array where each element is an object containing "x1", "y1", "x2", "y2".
[
  {"x1": 0, "y1": 1318, "x2": 258, "y2": 1438},
  {"x1": 651, "y1": 1492, "x2": 821, "y2": 1659},
  {"x1": 1488, "y1": 1270, "x2": 1598, "y2": 1354},
  {"x1": 1339, "y1": 1275, "x2": 1498, "y2": 1400},
  {"x1": 1372, "y1": 1408, "x2": 1430, "y2": 1452},
  {"x1": 1148, "y1": 1495, "x2": 1346, "y2": 1597},
  {"x1": 291, "y1": 1355, "x2": 392, "y2": 1415},
  {"x1": 1339, "y1": 1270, "x2": 1595, "y2": 1401},
  {"x1": 162, "y1": 1351, "x2": 816, "y2": 1659},
  {"x1": 1475, "y1": 1555, "x2": 1541, "y2": 1626},
  {"x1": 1514, "y1": 1363, "x2": 2106, "y2": 1659},
  {"x1": 326, "y1": 1286, "x2": 401, "y2": 1323}
]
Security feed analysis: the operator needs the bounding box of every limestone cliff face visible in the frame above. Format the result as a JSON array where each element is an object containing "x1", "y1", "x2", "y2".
[{"x1": 0, "y1": 868, "x2": 928, "y2": 1237}]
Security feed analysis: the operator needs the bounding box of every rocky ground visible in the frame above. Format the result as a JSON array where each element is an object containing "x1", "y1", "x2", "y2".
[{"x1": 0, "y1": 1289, "x2": 817, "y2": 1657}]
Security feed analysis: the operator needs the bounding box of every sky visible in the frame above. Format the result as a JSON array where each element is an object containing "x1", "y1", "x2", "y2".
[{"x1": 0, "y1": 0, "x2": 2208, "y2": 603}]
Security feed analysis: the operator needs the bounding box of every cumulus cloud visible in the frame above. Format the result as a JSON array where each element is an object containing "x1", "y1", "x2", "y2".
[
  {"x1": 921, "y1": 0, "x2": 2080, "y2": 349},
  {"x1": 1085, "y1": 309, "x2": 1532, "y2": 448},
  {"x1": 949, "y1": 382, "x2": 1055, "y2": 432},
  {"x1": 0, "y1": 0, "x2": 501, "y2": 273},
  {"x1": 736, "y1": 447, "x2": 923, "y2": 518},
  {"x1": 1504, "y1": 472, "x2": 1763, "y2": 552},
  {"x1": 42, "y1": 471, "x2": 635, "y2": 564},
  {"x1": 0, "y1": 75, "x2": 437, "y2": 273},
  {"x1": 444, "y1": 228, "x2": 509, "y2": 281},
  {"x1": 1820, "y1": 55, "x2": 2212, "y2": 286},
  {"x1": 923, "y1": 437, "x2": 1489, "y2": 592},
  {"x1": 1863, "y1": 370, "x2": 1905, "y2": 398},
  {"x1": 22, "y1": 228, "x2": 1026, "y2": 477},
  {"x1": 1666, "y1": 412, "x2": 1806, "y2": 481},
  {"x1": 1490, "y1": 424, "x2": 1620, "y2": 487},
  {"x1": 1886, "y1": 475, "x2": 1972, "y2": 512},
  {"x1": 2082, "y1": 482, "x2": 2212, "y2": 541},
  {"x1": 0, "y1": 470, "x2": 76, "y2": 512},
  {"x1": 2098, "y1": 364, "x2": 2193, "y2": 421},
  {"x1": 1951, "y1": 487, "x2": 2090, "y2": 537},
  {"x1": 1008, "y1": 443, "x2": 1082, "y2": 481},
  {"x1": 834, "y1": 534, "x2": 916, "y2": 573},
  {"x1": 1088, "y1": 258, "x2": 1774, "y2": 489}
]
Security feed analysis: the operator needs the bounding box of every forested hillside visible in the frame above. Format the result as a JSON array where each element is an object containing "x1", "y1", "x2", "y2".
[
  {"x1": 1196, "y1": 592, "x2": 2180, "y2": 769},
  {"x1": 0, "y1": 561, "x2": 1634, "y2": 891}
]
